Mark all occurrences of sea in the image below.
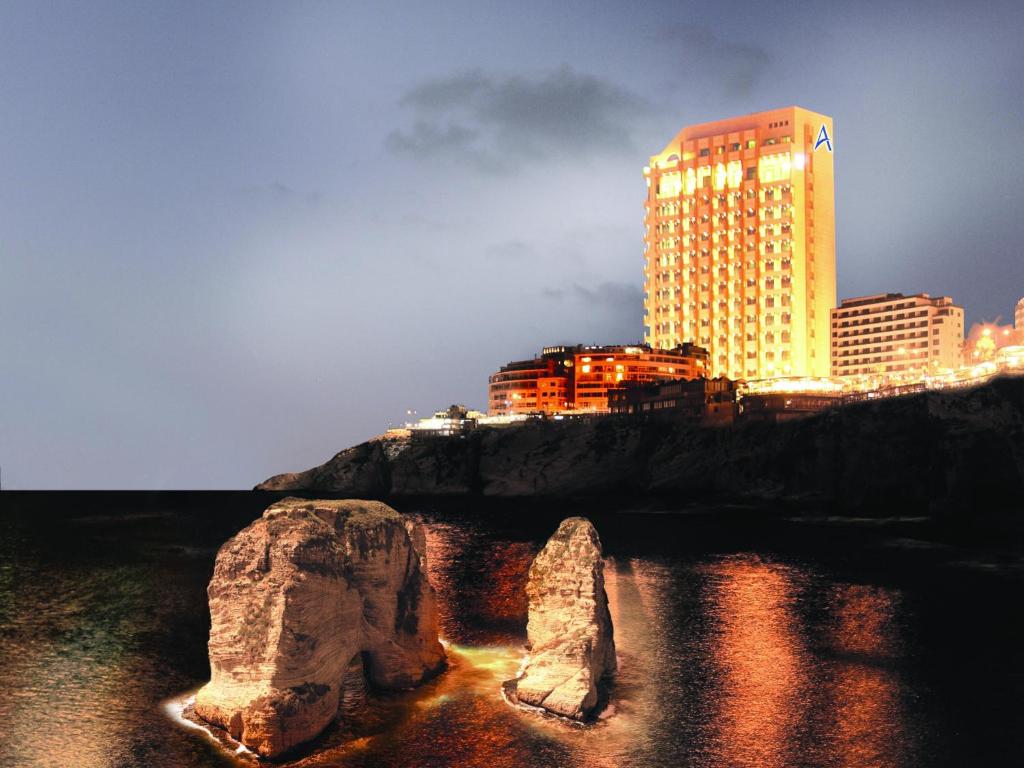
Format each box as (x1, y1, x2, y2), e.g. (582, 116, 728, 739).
(1, 491, 1023, 767)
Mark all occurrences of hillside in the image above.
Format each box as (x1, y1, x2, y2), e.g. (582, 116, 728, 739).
(258, 377, 1024, 517)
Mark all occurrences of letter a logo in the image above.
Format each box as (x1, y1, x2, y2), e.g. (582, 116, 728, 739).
(814, 124, 833, 153)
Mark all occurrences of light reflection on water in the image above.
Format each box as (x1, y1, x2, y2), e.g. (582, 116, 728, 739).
(705, 557, 811, 767)
(826, 585, 908, 768)
(0, 500, 1020, 767)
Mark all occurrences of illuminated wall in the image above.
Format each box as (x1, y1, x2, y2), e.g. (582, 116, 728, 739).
(488, 344, 708, 415)
(487, 358, 570, 415)
(571, 345, 708, 411)
(830, 293, 964, 377)
(1016, 297, 1024, 330)
(643, 107, 836, 379)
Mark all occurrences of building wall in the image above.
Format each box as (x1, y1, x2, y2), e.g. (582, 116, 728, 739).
(1017, 297, 1024, 330)
(830, 293, 964, 378)
(643, 106, 836, 379)
(572, 346, 707, 412)
(488, 344, 708, 415)
(608, 376, 737, 425)
(487, 357, 570, 415)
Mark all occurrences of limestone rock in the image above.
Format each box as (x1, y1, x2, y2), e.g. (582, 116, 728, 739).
(255, 378, 1024, 518)
(507, 516, 616, 719)
(193, 498, 445, 758)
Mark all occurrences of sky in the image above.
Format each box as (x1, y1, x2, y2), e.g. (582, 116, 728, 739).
(2, 1, 1023, 489)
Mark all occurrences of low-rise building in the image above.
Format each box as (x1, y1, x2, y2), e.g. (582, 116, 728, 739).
(738, 391, 846, 423)
(488, 343, 709, 416)
(486, 350, 572, 415)
(830, 292, 964, 380)
(409, 405, 484, 439)
(608, 376, 737, 425)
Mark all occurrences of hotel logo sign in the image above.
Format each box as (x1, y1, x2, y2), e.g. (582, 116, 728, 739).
(814, 124, 833, 153)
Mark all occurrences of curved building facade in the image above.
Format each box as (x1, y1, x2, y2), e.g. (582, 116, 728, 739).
(488, 343, 708, 416)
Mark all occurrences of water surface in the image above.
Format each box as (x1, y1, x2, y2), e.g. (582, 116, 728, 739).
(1, 493, 1022, 767)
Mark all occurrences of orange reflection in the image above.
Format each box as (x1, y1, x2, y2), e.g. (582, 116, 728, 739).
(421, 522, 535, 643)
(707, 556, 809, 768)
(472, 541, 534, 626)
(827, 585, 907, 768)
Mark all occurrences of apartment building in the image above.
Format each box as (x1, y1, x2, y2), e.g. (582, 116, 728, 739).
(830, 293, 964, 378)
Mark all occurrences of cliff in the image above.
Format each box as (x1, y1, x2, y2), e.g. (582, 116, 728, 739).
(194, 498, 445, 758)
(258, 377, 1024, 517)
(506, 517, 616, 719)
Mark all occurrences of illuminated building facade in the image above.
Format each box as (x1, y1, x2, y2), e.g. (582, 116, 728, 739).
(408, 404, 485, 439)
(488, 343, 708, 416)
(643, 106, 836, 380)
(830, 293, 964, 378)
(1017, 297, 1024, 330)
(486, 351, 572, 415)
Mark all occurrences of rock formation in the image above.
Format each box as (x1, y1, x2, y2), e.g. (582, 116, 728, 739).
(255, 377, 1024, 519)
(506, 516, 616, 719)
(193, 498, 445, 758)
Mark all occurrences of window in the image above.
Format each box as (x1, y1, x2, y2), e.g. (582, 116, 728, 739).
(699, 148, 710, 157)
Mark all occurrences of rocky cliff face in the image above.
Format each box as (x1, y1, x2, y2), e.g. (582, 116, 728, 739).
(193, 498, 445, 758)
(258, 377, 1024, 517)
(506, 517, 616, 719)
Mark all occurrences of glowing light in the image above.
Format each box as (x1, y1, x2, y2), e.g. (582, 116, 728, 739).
(714, 162, 727, 190)
(727, 160, 743, 188)
(658, 171, 682, 198)
(758, 153, 792, 184)
(742, 377, 847, 396)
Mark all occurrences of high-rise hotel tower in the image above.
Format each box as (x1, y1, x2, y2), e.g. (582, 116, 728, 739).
(643, 106, 836, 379)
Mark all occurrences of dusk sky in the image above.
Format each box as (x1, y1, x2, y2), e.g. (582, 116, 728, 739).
(2, 1, 1022, 489)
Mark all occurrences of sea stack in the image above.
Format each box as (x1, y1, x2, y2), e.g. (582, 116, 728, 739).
(506, 516, 616, 719)
(193, 498, 445, 758)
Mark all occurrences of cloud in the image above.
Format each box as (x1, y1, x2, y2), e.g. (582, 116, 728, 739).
(386, 66, 650, 172)
(384, 121, 480, 157)
(542, 281, 642, 310)
(656, 24, 772, 98)
(486, 239, 535, 261)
